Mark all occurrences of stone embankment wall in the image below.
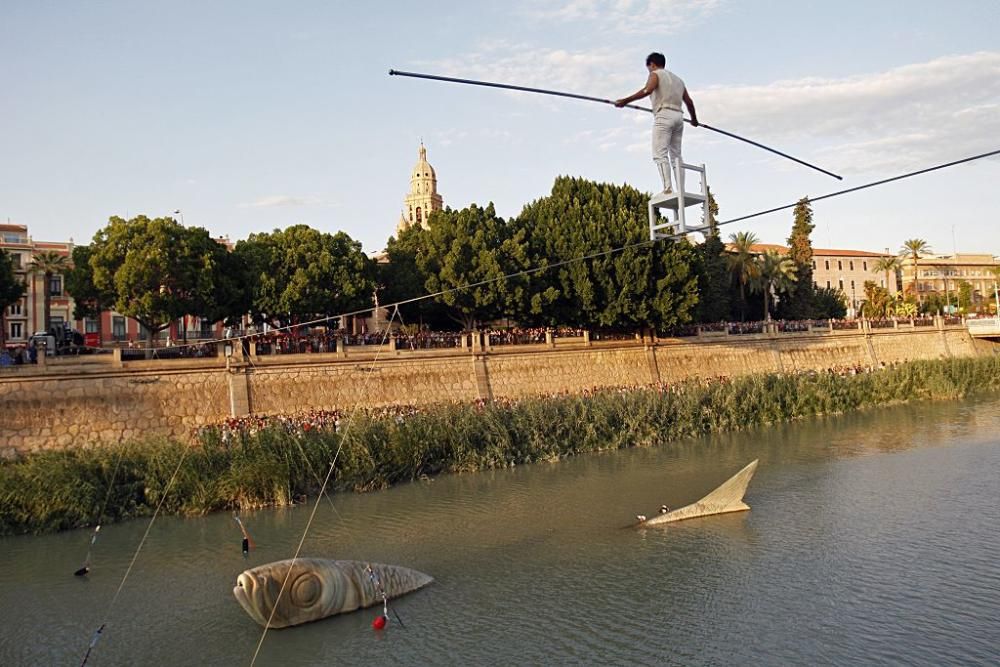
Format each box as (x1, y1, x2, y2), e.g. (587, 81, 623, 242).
(0, 327, 995, 458)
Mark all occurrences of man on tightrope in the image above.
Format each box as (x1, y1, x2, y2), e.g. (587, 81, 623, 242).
(616, 52, 698, 196)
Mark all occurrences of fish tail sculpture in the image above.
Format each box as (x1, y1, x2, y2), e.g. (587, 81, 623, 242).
(637, 459, 759, 527)
(233, 558, 433, 628)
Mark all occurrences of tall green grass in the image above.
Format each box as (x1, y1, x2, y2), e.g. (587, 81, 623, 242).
(3, 355, 1000, 535)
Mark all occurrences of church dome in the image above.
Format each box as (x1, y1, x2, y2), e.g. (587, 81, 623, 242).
(410, 143, 437, 182)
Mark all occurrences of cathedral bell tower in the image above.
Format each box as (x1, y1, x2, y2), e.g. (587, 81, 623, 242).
(398, 142, 444, 233)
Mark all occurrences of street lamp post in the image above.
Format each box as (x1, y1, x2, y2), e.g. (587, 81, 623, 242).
(994, 279, 1000, 324)
(173, 209, 189, 343)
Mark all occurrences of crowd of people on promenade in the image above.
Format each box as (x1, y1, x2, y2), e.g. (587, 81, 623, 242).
(482, 326, 590, 345)
(218, 326, 599, 356)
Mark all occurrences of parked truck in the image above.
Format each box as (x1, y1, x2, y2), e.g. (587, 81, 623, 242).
(28, 324, 86, 355)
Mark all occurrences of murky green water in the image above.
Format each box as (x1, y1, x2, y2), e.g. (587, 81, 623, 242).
(3, 394, 1000, 666)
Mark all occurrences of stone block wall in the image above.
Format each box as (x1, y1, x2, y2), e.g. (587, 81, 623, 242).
(1, 328, 994, 458)
(247, 356, 480, 414)
(485, 347, 652, 398)
(0, 369, 229, 456)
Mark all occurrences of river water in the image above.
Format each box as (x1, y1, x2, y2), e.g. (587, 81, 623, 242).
(3, 395, 1000, 666)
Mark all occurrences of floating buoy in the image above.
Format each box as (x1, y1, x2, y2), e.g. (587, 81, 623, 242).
(372, 615, 387, 630)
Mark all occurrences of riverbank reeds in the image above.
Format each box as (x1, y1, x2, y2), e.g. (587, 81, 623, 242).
(3, 355, 1000, 535)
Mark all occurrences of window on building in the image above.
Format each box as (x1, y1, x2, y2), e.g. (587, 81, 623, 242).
(863, 261, 868, 271)
(838, 260, 843, 271)
(85, 318, 99, 334)
(50, 316, 64, 328)
(826, 281, 831, 289)
(811, 260, 816, 270)
(112, 316, 126, 341)
(825, 260, 830, 271)
(849, 261, 854, 271)
(416, 207, 422, 224)
(48, 276, 62, 296)
(850, 280, 855, 290)
(9, 253, 22, 269)
(838, 279, 844, 290)
(7, 301, 22, 316)
(9, 322, 23, 339)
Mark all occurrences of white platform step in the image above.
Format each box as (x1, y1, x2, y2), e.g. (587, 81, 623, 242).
(649, 162, 709, 241)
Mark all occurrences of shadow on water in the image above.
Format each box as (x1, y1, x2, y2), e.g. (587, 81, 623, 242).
(2, 392, 1000, 665)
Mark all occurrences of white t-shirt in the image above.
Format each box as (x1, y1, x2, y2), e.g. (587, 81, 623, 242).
(651, 69, 684, 113)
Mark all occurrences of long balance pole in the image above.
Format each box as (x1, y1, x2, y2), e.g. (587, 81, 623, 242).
(389, 69, 843, 181)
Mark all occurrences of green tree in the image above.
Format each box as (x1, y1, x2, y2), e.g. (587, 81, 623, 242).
(812, 286, 847, 319)
(516, 176, 698, 331)
(379, 224, 451, 329)
(89, 215, 241, 352)
(900, 239, 931, 305)
(235, 224, 375, 329)
(693, 232, 731, 323)
(751, 250, 797, 320)
(702, 186, 720, 236)
(957, 280, 973, 312)
(0, 249, 27, 348)
(727, 231, 760, 321)
(872, 255, 902, 296)
(417, 203, 529, 330)
(859, 280, 892, 318)
(780, 197, 815, 319)
(27, 250, 69, 332)
(65, 245, 115, 342)
(691, 189, 730, 323)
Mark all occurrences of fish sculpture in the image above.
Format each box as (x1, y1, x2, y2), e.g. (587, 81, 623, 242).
(233, 558, 433, 628)
(636, 459, 759, 527)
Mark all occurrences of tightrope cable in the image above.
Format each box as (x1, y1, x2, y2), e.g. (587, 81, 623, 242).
(388, 68, 843, 180)
(715, 148, 1000, 229)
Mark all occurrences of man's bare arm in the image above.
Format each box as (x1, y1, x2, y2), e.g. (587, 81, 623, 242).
(682, 89, 699, 126)
(615, 72, 658, 107)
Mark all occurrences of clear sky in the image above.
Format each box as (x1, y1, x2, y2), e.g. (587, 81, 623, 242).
(2, 1, 998, 257)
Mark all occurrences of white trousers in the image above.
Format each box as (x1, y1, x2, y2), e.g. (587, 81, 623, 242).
(652, 109, 683, 190)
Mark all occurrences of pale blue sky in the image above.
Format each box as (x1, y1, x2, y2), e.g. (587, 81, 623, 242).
(2, 1, 999, 256)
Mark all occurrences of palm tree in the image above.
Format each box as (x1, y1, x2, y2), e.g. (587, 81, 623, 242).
(28, 250, 70, 332)
(872, 255, 902, 296)
(899, 239, 931, 306)
(727, 231, 760, 321)
(751, 250, 798, 320)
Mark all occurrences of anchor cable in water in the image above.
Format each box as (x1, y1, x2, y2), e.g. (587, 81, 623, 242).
(74, 442, 130, 576)
(250, 306, 403, 665)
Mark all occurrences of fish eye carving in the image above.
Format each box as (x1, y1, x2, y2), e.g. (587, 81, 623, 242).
(290, 572, 322, 608)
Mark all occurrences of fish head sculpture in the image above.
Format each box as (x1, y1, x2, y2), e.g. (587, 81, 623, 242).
(234, 558, 433, 629)
(234, 558, 343, 628)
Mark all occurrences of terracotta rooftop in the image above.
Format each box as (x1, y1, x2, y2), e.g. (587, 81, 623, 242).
(728, 243, 890, 258)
